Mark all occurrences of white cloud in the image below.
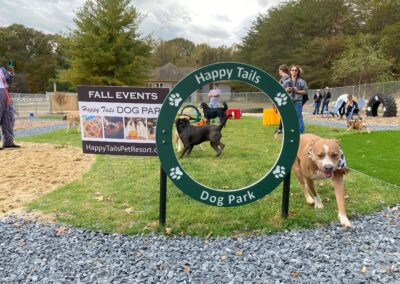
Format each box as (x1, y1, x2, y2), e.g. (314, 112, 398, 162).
(0, 0, 282, 46)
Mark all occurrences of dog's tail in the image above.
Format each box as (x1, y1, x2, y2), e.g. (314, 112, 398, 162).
(222, 102, 228, 112)
(218, 114, 232, 130)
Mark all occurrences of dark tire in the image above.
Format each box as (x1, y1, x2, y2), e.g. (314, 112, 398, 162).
(366, 93, 397, 117)
(242, 108, 264, 113)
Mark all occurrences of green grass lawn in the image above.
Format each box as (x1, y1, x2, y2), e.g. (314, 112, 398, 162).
(16, 117, 400, 236)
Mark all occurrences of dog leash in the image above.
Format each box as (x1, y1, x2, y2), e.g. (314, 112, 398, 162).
(348, 167, 400, 189)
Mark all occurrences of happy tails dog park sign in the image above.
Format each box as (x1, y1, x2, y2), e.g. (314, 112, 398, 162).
(77, 86, 168, 156)
(156, 62, 300, 207)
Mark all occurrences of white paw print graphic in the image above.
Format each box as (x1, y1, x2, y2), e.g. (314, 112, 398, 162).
(274, 92, 288, 106)
(169, 93, 182, 107)
(170, 166, 183, 180)
(273, 165, 286, 179)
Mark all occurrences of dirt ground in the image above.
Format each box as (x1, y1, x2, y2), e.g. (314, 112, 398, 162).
(0, 140, 94, 220)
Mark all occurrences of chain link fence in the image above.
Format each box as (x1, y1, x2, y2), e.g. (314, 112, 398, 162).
(10, 81, 400, 118)
(10, 93, 51, 118)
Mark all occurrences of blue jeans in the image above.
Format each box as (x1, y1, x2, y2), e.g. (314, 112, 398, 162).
(313, 101, 321, 114)
(294, 101, 305, 134)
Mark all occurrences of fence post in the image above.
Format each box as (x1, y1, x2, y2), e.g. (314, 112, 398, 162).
(35, 96, 38, 117)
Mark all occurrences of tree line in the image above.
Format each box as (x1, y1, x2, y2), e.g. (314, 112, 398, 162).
(0, 0, 399, 93)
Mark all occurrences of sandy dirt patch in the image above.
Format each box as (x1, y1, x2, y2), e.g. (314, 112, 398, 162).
(14, 119, 65, 131)
(303, 113, 400, 126)
(0, 142, 95, 220)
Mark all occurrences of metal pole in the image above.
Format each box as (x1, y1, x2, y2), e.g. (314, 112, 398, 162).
(281, 172, 291, 218)
(159, 166, 167, 226)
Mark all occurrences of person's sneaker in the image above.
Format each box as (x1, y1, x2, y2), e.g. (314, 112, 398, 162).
(4, 144, 20, 148)
(273, 129, 282, 135)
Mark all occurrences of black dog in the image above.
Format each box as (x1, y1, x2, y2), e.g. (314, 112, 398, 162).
(199, 102, 228, 125)
(175, 114, 232, 158)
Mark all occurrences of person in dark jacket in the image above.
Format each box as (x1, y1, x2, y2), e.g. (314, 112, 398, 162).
(313, 90, 322, 115)
(321, 86, 331, 117)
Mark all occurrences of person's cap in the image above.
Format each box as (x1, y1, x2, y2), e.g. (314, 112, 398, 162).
(317, 89, 320, 92)
(325, 86, 329, 89)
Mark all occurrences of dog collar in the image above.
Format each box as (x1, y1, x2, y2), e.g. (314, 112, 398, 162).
(337, 149, 346, 169)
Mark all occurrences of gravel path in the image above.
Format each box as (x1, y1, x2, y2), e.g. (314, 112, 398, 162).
(0, 205, 399, 283)
(14, 119, 67, 138)
(4, 118, 399, 283)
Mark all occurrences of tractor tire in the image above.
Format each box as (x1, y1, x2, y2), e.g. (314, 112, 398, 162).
(242, 108, 264, 113)
(366, 93, 397, 117)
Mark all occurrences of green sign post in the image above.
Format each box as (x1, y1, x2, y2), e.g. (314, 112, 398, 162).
(156, 62, 299, 220)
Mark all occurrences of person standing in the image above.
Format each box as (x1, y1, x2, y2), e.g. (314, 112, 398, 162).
(274, 64, 290, 135)
(0, 65, 19, 148)
(313, 90, 322, 115)
(207, 82, 221, 123)
(282, 64, 308, 134)
(321, 86, 331, 117)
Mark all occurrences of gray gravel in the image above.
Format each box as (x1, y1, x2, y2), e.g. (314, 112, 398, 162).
(0, 205, 398, 283)
(6, 118, 399, 283)
(14, 120, 67, 138)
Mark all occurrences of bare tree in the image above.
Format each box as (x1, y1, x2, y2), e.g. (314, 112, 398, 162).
(53, 92, 67, 112)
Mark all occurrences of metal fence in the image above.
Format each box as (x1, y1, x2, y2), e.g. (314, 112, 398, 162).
(10, 93, 51, 118)
(10, 81, 400, 117)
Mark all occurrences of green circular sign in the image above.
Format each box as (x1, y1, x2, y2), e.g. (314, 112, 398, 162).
(156, 62, 299, 207)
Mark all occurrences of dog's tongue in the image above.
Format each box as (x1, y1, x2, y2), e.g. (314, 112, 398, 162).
(323, 171, 333, 177)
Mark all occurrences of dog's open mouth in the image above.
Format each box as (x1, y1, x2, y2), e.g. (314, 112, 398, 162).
(322, 171, 333, 178)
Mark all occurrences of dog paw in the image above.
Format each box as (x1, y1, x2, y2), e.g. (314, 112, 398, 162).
(168, 93, 182, 107)
(274, 92, 288, 106)
(338, 213, 352, 228)
(169, 166, 183, 180)
(306, 196, 314, 205)
(314, 195, 324, 208)
(272, 165, 286, 178)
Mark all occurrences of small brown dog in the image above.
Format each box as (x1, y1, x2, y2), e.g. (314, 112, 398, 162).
(62, 112, 81, 133)
(347, 119, 370, 133)
(293, 134, 352, 227)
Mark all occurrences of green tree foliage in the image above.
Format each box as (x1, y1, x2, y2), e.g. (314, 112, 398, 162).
(0, 24, 61, 93)
(59, 0, 152, 86)
(380, 21, 400, 74)
(332, 34, 393, 85)
(238, 0, 400, 87)
(152, 38, 195, 66)
(350, 0, 400, 33)
(151, 39, 236, 67)
(238, 0, 358, 78)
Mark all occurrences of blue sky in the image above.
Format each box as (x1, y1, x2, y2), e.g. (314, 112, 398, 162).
(0, 0, 282, 46)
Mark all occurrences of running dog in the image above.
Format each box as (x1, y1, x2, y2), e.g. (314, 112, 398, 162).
(292, 134, 352, 227)
(199, 102, 228, 125)
(346, 119, 370, 133)
(62, 112, 81, 133)
(174, 115, 206, 152)
(175, 114, 232, 158)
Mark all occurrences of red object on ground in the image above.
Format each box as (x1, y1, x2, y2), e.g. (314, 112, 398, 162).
(226, 108, 241, 119)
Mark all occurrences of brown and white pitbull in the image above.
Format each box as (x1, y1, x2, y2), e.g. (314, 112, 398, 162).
(292, 133, 352, 227)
